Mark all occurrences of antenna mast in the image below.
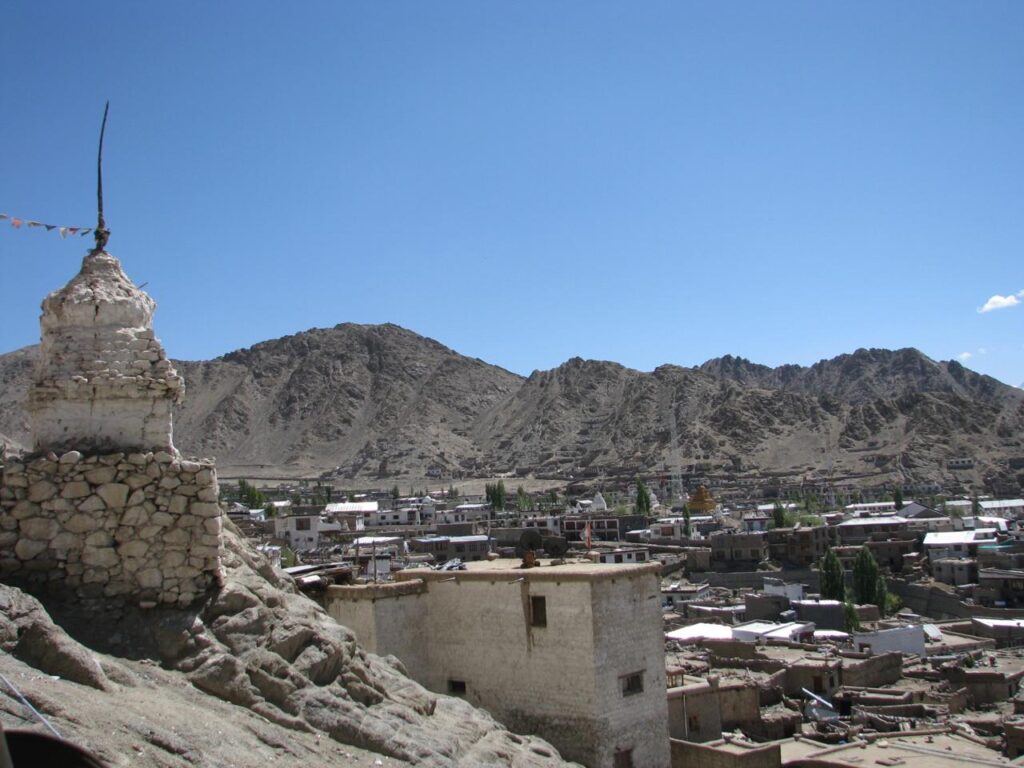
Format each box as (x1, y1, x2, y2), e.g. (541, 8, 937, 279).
(94, 101, 110, 252)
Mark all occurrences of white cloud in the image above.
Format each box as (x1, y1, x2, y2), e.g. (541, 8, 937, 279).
(957, 351, 973, 361)
(979, 293, 1022, 313)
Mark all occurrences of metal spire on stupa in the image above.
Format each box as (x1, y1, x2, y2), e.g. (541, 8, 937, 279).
(93, 101, 111, 253)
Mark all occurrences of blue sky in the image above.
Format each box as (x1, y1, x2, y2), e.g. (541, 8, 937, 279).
(2, 3, 1022, 386)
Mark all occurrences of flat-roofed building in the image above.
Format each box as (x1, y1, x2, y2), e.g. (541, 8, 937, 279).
(922, 528, 998, 562)
(325, 559, 669, 768)
(836, 516, 909, 546)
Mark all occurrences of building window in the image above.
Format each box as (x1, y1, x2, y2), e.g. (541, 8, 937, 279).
(447, 679, 466, 695)
(531, 596, 547, 628)
(613, 748, 634, 768)
(294, 518, 311, 531)
(621, 671, 644, 697)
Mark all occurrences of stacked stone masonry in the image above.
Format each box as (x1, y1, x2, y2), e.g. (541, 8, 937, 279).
(0, 449, 222, 607)
(28, 251, 184, 453)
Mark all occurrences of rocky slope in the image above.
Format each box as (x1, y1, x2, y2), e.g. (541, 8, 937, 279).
(1, 326, 1022, 489)
(0, 523, 576, 767)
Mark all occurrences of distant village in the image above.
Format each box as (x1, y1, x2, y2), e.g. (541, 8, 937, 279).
(230, 476, 1024, 767)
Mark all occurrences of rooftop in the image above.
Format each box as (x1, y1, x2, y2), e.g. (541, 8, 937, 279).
(778, 731, 1015, 767)
(923, 529, 998, 546)
(838, 515, 909, 526)
(396, 557, 660, 584)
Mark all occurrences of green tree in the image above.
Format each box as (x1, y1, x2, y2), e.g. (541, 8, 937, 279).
(875, 574, 889, 618)
(237, 479, 266, 509)
(771, 502, 789, 529)
(391, 485, 400, 500)
(448, 483, 458, 499)
(635, 479, 651, 516)
(683, 507, 691, 538)
(485, 481, 507, 511)
(893, 488, 904, 510)
(852, 547, 881, 605)
(820, 549, 846, 602)
(280, 546, 298, 568)
(844, 601, 861, 632)
(516, 486, 533, 512)
(885, 591, 902, 615)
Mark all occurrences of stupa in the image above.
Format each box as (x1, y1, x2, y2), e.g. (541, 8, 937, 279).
(27, 105, 183, 455)
(28, 249, 184, 453)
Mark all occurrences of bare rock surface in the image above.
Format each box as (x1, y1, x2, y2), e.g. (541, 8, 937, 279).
(0, 524, 578, 767)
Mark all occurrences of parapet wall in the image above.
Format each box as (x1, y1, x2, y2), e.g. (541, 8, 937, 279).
(0, 449, 222, 607)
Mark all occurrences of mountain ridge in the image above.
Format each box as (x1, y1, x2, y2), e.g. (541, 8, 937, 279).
(2, 324, 1022, 492)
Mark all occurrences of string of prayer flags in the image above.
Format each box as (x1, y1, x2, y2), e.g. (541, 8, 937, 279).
(0, 213, 93, 239)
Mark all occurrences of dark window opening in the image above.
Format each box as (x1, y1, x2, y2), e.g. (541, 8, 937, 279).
(621, 672, 644, 696)
(613, 748, 634, 768)
(294, 518, 311, 531)
(531, 596, 547, 627)
(447, 679, 466, 695)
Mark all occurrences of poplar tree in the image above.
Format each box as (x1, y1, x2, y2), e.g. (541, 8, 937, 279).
(875, 574, 889, 617)
(820, 549, 846, 602)
(844, 601, 861, 632)
(853, 547, 881, 605)
(636, 479, 651, 515)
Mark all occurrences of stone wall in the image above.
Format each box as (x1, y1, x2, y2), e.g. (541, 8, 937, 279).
(322, 580, 428, 669)
(0, 449, 222, 608)
(670, 739, 781, 768)
(689, 569, 820, 591)
(840, 652, 903, 688)
(329, 563, 671, 768)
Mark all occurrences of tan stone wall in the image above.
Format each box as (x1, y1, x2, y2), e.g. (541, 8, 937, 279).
(590, 574, 671, 768)
(327, 565, 671, 768)
(840, 652, 903, 688)
(0, 449, 222, 607)
(324, 581, 429, 674)
(667, 684, 722, 742)
(670, 739, 781, 768)
(717, 683, 761, 730)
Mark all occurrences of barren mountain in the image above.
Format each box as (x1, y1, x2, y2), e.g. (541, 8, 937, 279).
(2, 326, 1022, 491)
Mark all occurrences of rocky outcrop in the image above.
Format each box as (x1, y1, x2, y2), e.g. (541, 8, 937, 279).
(0, 525, 577, 767)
